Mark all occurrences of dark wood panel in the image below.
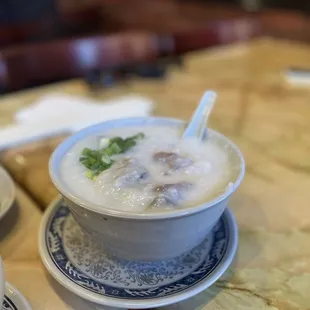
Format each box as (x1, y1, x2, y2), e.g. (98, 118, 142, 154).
(1, 0, 310, 47)
(0, 33, 161, 91)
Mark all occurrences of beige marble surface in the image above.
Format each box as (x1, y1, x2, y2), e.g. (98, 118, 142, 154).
(1, 38, 310, 309)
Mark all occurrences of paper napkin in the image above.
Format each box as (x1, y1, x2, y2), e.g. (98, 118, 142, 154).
(0, 93, 154, 150)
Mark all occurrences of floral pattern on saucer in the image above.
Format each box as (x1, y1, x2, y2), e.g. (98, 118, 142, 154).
(46, 200, 229, 299)
(2, 295, 17, 310)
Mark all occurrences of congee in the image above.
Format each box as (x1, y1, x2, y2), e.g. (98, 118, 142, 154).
(61, 125, 235, 213)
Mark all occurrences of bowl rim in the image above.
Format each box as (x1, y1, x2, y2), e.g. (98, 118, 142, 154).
(49, 117, 245, 220)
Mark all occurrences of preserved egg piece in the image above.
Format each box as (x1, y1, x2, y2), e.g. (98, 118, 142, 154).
(115, 163, 149, 187)
(152, 151, 193, 170)
(172, 157, 193, 170)
(153, 182, 193, 204)
(153, 152, 178, 164)
(149, 196, 176, 209)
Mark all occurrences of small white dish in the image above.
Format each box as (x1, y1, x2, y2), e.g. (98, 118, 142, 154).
(2, 282, 31, 310)
(0, 258, 4, 307)
(39, 198, 238, 309)
(0, 166, 15, 221)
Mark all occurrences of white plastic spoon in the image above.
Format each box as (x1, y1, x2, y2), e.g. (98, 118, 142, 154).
(182, 91, 217, 140)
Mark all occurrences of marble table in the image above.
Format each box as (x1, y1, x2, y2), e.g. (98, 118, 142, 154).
(0, 38, 310, 309)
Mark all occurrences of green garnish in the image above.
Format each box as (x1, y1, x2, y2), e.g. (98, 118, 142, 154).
(85, 170, 95, 180)
(101, 154, 112, 164)
(80, 132, 145, 179)
(105, 142, 122, 155)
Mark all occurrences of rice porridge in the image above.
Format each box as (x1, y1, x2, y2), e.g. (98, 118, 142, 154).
(60, 125, 235, 213)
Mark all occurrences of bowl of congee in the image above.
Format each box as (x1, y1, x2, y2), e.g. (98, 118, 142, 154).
(49, 117, 245, 261)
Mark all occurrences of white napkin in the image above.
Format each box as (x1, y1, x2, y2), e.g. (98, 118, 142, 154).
(284, 68, 310, 87)
(0, 93, 154, 150)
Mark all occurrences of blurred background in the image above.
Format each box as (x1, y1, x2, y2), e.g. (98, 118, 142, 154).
(2, 2, 310, 309)
(0, 0, 310, 93)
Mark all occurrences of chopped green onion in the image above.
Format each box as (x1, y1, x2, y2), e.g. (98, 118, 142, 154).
(81, 148, 93, 157)
(99, 138, 110, 149)
(101, 155, 111, 164)
(105, 142, 122, 155)
(80, 132, 145, 179)
(81, 159, 92, 169)
(85, 170, 95, 180)
(132, 133, 145, 139)
(109, 137, 123, 145)
(123, 139, 136, 151)
(91, 161, 102, 170)
(88, 157, 96, 165)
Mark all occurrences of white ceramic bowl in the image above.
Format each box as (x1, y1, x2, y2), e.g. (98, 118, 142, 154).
(49, 117, 245, 261)
(0, 257, 5, 307)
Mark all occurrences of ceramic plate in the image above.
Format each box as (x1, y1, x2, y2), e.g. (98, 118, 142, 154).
(0, 258, 4, 307)
(0, 166, 15, 221)
(2, 282, 31, 310)
(39, 198, 238, 309)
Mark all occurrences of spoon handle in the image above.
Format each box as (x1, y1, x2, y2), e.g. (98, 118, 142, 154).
(182, 91, 217, 140)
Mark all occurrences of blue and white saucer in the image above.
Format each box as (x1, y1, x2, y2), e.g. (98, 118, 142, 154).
(2, 282, 31, 310)
(39, 198, 238, 309)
